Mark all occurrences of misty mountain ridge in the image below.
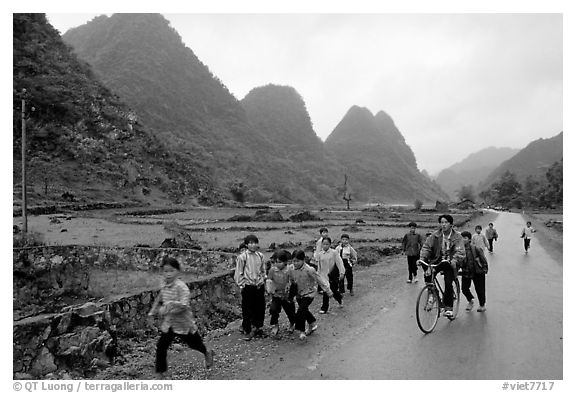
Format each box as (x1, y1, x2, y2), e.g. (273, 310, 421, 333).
(479, 132, 563, 190)
(12, 14, 218, 207)
(436, 146, 520, 199)
(15, 13, 450, 207)
(325, 106, 448, 202)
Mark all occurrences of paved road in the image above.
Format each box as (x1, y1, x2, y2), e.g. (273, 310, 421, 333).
(302, 211, 563, 379)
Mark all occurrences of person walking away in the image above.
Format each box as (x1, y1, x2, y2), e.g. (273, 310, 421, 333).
(316, 237, 345, 313)
(472, 225, 490, 251)
(460, 231, 489, 312)
(148, 257, 214, 378)
(485, 223, 498, 253)
(266, 250, 296, 337)
(521, 221, 537, 254)
(418, 214, 465, 318)
(288, 250, 336, 340)
(402, 222, 424, 283)
(336, 233, 358, 295)
(234, 234, 266, 340)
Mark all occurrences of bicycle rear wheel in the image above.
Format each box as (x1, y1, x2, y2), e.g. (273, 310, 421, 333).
(416, 285, 440, 333)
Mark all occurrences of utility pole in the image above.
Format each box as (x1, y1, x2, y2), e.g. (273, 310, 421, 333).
(21, 89, 27, 234)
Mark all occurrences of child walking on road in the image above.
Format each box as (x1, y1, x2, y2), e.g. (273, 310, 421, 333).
(288, 250, 335, 340)
(317, 237, 345, 313)
(266, 250, 296, 336)
(234, 234, 266, 340)
(402, 222, 423, 283)
(314, 227, 329, 261)
(460, 231, 489, 312)
(336, 234, 358, 295)
(472, 225, 490, 251)
(521, 221, 537, 254)
(485, 223, 498, 253)
(148, 257, 215, 378)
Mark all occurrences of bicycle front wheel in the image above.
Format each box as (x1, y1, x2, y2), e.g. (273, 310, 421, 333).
(451, 277, 461, 319)
(416, 285, 440, 333)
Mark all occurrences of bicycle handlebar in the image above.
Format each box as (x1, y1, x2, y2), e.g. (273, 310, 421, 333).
(417, 259, 450, 268)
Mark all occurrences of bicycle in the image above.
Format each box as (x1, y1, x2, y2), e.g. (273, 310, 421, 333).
(415, 259, 461, 333)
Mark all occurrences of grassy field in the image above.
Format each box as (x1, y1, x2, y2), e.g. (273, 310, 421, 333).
(13, 205, 497, 314)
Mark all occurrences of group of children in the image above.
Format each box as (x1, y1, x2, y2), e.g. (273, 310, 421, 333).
(234, 228, 358, 341)
(147, 217, 535, 377)
(146, 228, 357, 377)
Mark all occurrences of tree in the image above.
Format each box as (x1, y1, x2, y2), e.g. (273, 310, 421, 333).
(229, 181, 246, 203)
(543, 160, 562, 206)
(492, 170, 522, 206)
(414, 199, 423, 211)
(522, 175, 541, 208)
(342, 173, 352, 210)
(29, 153, 58, 196)
(457, 185, 475, 202)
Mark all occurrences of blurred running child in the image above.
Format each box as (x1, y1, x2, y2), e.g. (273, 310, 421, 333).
(317, 237, 345, 313)
(336, 234, 358, 295)
(148, 257, 215, 378)
(288, 250, 335, 340)
(234, 234, 266, 339)
(402, 222, 424, 283)
(266, 250, 296, 336)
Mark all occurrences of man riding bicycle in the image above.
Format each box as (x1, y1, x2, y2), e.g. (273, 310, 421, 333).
(418, 214, 465, 318)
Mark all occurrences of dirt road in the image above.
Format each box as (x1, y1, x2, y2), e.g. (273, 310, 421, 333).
(97, 211, 562, 380)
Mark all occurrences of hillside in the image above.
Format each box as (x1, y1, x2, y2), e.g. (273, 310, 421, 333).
(13, 13, 218, 208)
(62, 14, 341, 203)
(479, 132, 563, 189)
(241, 85, 344, 202)
(436, 146, 520, 199)
(325, 106, 448, 203)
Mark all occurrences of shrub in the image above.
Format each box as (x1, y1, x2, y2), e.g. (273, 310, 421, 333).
(13, 231, 45, 248)
(414, 199, 423, 211)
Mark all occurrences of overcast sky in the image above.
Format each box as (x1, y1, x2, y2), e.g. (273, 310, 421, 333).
(46, 12, 562, 174)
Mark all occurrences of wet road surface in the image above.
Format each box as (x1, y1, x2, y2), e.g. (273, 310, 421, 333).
(301, 211, 563, 379)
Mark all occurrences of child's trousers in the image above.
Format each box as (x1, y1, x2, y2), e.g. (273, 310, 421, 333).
(338, 259, 354, 292)
(294, 296, 316, 332)
(462, 274, 486, 306)
(156, 328, 206, 373)
(241, 284, 265, 333)
(269, 296, 296, 326)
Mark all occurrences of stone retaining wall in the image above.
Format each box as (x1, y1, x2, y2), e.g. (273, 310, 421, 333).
(13, 246, 235, 314)
(13, 270, 240, 379)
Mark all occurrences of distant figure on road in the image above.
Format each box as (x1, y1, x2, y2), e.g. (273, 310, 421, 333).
(472, 225, 490, 251)
(419, 214, 465, 318)
(521, 221, 537, 254)
(402, 222, 424, 284)
(460, 231, 489, 312)
(485, 223, 498, 253)
(336, 233, 358, 295)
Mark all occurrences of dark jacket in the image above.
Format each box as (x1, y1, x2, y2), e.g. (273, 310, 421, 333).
(420, 228, 465, 268)
(462, 242, 489, 278)
(402, 232, 424, 256)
